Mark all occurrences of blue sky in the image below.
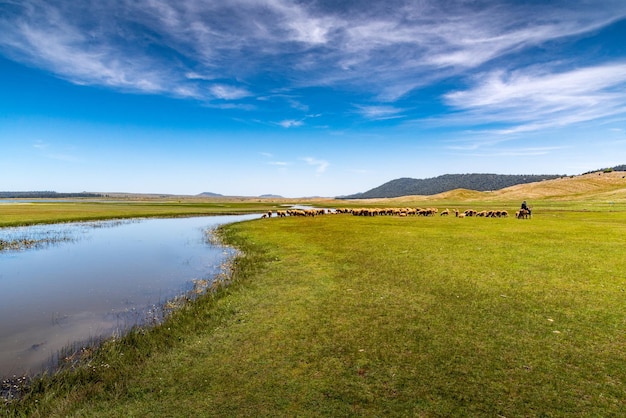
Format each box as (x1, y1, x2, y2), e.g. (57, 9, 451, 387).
(1, 0, 626, 197)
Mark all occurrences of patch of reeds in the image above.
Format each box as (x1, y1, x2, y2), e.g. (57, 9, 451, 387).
(0, 236, 73, 252)
(0, 219, 140, 253)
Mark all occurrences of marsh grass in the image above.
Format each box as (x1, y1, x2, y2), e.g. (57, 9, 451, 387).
(5, 208, 626, 417)
(0, 229, 76, 252)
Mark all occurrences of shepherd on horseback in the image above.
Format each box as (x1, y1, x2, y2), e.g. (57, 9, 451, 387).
(520, 200, 531, 218)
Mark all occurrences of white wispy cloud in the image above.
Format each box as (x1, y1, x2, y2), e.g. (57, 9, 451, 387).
(209, 84, 252, 100)
(302, 157, 329, 174)
(260, 151, 291, 167)
(32, 140, 81, 162)
(311, 1, 626, 100)
(442, 62, 626, 133)
(356, 105, 405, 120)
(451, 146, 567, 158)
(267, 0, 338, 45)
(275, 112, 322, 128)
(32, 140, 48, 150)
(185, 72, 215, 81)
(278, 119, 304, 128)
(0, 1, 176, 95)
(1, 0, 626, 117)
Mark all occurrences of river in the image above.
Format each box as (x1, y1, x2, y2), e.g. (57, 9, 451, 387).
(0, 214, 257, 379)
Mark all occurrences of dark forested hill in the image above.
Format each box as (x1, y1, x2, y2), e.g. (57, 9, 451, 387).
(339, 173, 565, 199)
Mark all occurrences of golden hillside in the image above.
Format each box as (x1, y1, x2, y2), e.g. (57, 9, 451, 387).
(492, 171, 626, 201)
(346, 171, 626, 204)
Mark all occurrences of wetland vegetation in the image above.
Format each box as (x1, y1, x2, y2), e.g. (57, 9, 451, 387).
(2, 174, 626, 416)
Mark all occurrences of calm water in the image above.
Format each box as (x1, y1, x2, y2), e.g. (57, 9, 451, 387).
(0, 215, 257, 378)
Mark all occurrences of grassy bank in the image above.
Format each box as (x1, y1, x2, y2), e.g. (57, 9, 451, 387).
(5, 207, 626, 416)
(0, 200, 281, 227)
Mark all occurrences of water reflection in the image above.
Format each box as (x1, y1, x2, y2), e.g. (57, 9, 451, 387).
(0, 215, 257, 378)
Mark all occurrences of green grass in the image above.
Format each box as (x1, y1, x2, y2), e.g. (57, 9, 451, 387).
(4, 207, 626, 416)
(0, 200, 279, 227)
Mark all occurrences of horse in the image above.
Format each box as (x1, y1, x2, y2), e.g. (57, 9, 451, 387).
(516, 208, 531, 219)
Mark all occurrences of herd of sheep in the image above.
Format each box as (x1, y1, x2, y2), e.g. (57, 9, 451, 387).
(262, 207, 531, 219)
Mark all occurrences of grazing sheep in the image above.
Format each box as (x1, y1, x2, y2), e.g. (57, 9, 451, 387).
(273, 206, 521, 222)
(417, 208, 437, 216)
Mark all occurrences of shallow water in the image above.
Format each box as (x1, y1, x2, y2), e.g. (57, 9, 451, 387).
(0, 215, 257, 378)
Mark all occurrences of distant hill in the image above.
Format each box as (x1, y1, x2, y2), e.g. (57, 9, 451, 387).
(340, 173, 565, 199)
(197, 192, 224, 197)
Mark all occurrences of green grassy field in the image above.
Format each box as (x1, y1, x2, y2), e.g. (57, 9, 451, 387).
(0, 200, 284, 227)
(4, 201, 625, 417)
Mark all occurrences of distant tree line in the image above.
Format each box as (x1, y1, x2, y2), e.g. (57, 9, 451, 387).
(0, 191, 104, 198)
(582, 164, 626, 174)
